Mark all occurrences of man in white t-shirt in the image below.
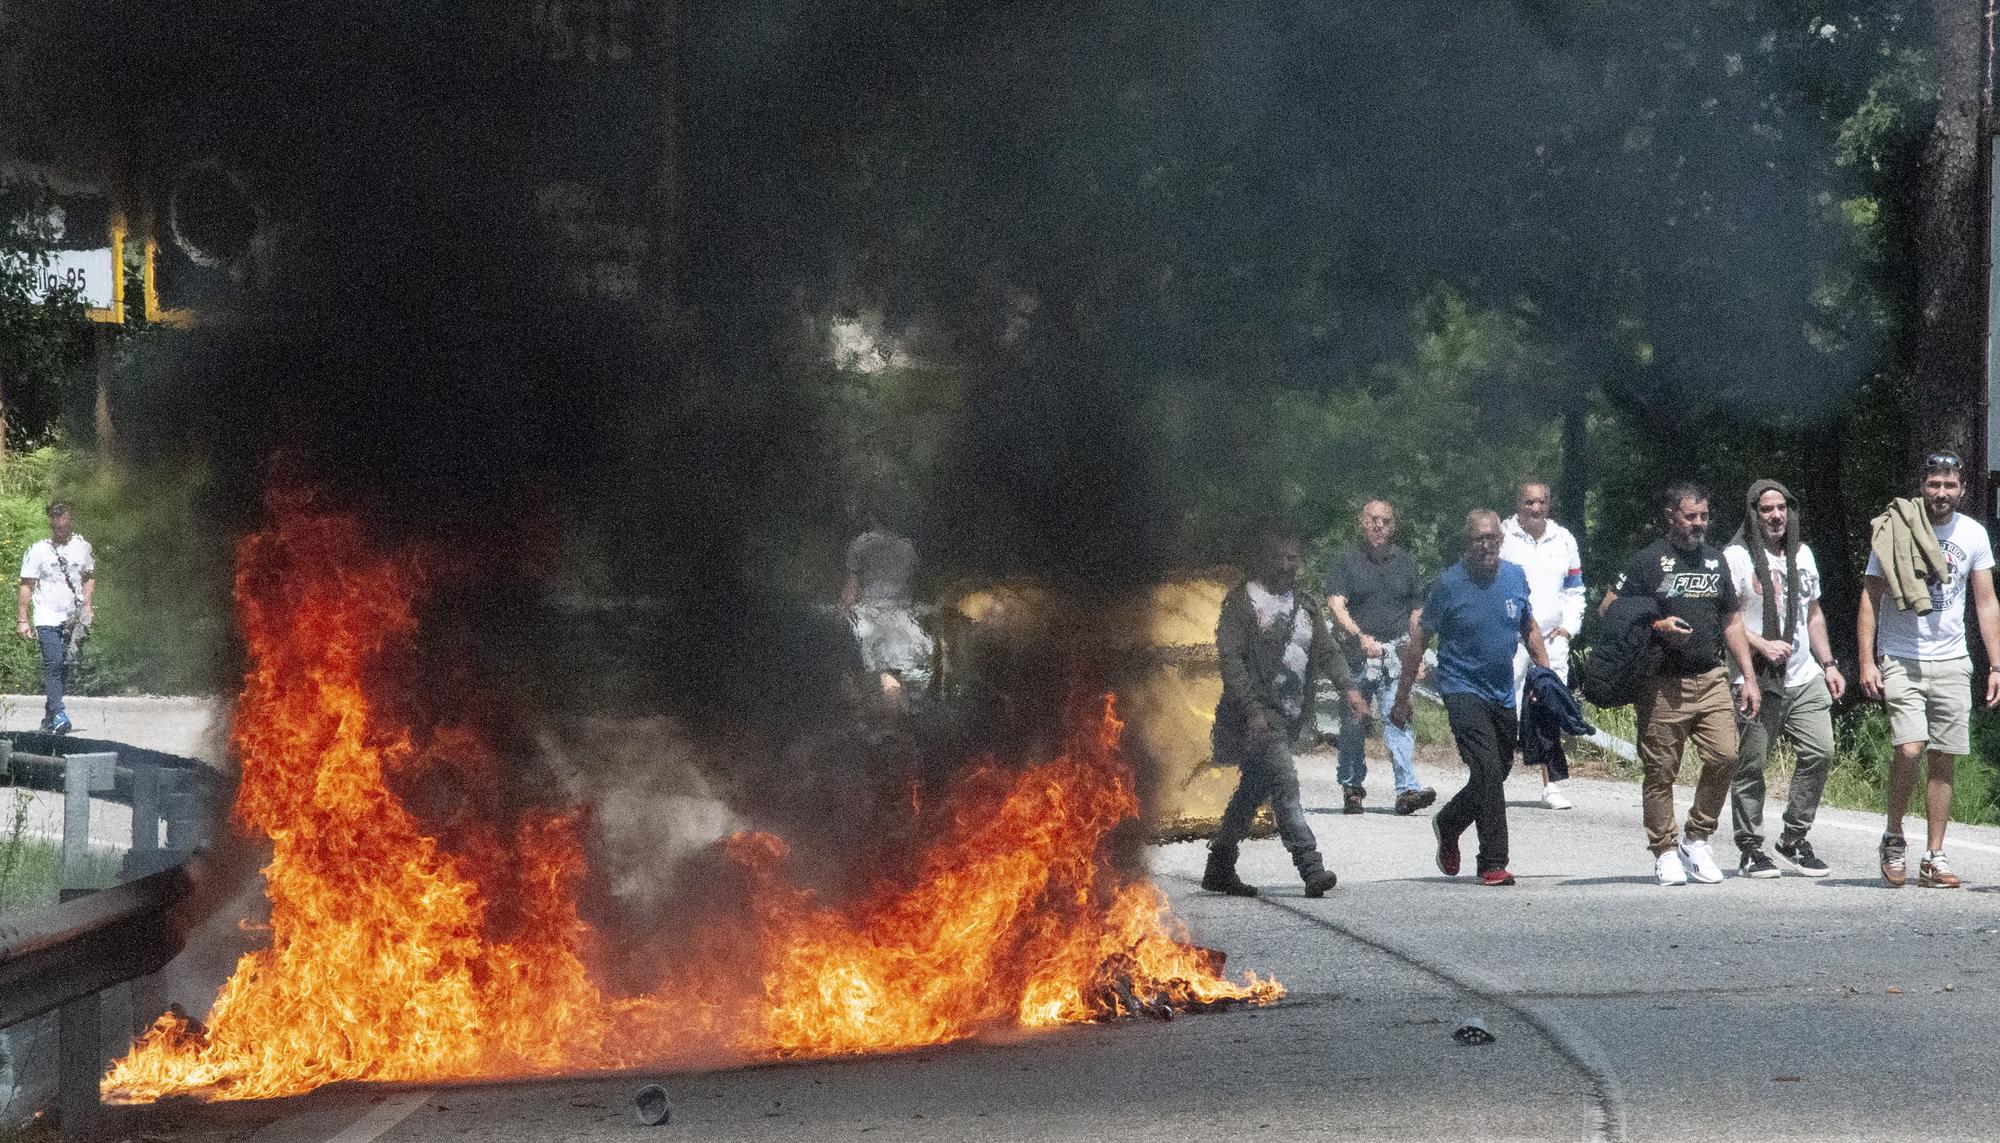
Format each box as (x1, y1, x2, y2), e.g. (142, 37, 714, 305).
(14, 500, 95, 734)
(1857, 453, 2000, 888)
(1724, 480, 1844, 878)
(1500, 481, 1586, 810)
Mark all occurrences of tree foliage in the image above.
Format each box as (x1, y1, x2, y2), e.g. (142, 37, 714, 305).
(715, 0, 1944, 611)
(0, 187, 95, 452)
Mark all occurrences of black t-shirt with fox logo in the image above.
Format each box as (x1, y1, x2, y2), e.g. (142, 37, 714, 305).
(1613, 539, 1740, 677)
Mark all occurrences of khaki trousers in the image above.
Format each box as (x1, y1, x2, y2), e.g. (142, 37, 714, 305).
(1729, 673, 1836, 851)
(1635, 667, 1738, 854)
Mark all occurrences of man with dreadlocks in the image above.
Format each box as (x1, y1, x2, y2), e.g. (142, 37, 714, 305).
(1724, 481, 1844, 878)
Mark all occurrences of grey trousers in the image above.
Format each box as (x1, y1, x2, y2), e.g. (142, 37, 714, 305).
(1730, 673, 1836, 851)
(1214, 732, 1325, 873)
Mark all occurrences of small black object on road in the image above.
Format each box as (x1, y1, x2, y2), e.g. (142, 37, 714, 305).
(634, 1083, 672, 1126)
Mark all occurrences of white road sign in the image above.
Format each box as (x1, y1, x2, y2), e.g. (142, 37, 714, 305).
(22, 246, 118, 309)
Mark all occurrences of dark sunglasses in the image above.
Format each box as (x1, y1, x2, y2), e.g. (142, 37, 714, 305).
(1926, 452, 1963, 470)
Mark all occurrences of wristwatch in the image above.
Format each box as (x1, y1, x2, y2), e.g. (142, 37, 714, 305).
(1820, 659, 1838, 670)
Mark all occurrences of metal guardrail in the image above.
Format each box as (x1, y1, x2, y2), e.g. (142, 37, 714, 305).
(0, 738, 222, 1138)
(1, 738, 217, 881)
(0, 854, 214, 1139)
(0, 859, 201, 1030)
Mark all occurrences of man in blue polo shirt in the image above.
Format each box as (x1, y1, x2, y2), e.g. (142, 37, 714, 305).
(1390, 510, 1549, 885)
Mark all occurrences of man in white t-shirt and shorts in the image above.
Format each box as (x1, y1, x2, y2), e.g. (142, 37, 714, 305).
(1857, 452, 2000, 888)
(15, 500, 95, 735)
(1724, 480, 1844, 878)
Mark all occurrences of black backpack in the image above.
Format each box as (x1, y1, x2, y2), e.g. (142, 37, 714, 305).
(1577, 595, 1662, 709)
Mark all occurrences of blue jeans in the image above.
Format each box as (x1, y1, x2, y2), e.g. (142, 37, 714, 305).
(1336, 668, 1419, 795)
(36, 625, 66, 722)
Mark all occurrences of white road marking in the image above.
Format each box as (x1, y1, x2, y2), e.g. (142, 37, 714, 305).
(323, 1090, 433, 1143)
(1812, 817, 2000, 855)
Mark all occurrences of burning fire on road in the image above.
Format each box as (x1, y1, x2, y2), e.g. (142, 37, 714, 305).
(103, 488, 1281, 1103)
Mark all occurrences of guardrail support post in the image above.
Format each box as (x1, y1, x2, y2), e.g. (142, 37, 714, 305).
(61, 756, 90, 892)
(129, 760, 160, 861)
(127, 759, 167, 1035)
(163, 768, 210, 852)
(54, 889, 101, 1141)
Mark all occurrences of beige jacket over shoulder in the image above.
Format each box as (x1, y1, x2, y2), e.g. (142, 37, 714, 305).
(1868, 498, 1947, 615)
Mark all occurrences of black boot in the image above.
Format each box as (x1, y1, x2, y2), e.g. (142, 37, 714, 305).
(1292, 848, 1338, 897)
(1202, 844, 1258, 896)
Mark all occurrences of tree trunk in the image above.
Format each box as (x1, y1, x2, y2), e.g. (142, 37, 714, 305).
(1908, 0, 1986, 513)
(1800, 421, 1857, 662)
(1557, 393, 1590, 565)
(92, 323, 116, 466)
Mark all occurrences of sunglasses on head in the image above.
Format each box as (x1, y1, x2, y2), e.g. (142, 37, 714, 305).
(1926, 452, 1963, 471)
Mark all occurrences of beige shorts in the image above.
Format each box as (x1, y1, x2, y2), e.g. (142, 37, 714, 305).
(1880, 655, 1974, 755)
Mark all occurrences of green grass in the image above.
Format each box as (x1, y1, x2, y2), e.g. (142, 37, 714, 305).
(1409, 697, 1452, 747)
(0, 787, 123, 916)
(0, 445, 227, 696)
(1570, 697, 2000, 828)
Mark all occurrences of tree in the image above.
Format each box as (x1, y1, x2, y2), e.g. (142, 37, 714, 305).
(0, 190, 95, 460)
(1904, 0, 1986, 506)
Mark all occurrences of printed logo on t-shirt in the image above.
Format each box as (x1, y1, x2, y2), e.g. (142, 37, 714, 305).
(1931, 538, 1968, 612)
(1753, 564, 1819, 608)
(1665, 572, 1724, 598)
(1505, 598, 1519, 621)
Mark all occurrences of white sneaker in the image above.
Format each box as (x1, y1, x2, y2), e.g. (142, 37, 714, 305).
(1655, 851, 1688, 886)
(1678, 838, 1724, 884)
(1541, 783, 1573, 810)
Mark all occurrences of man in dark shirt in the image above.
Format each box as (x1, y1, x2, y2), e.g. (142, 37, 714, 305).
(1600, 482, 1761, 886)
(1205, 521, 1369, 898)
(1390, 510, 1549, 886)
(1325, 499, 1436, 816)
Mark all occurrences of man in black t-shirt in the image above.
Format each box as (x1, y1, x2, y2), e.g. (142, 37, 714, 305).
(1325, 499, 1436, 816)
(1600, 482, 1761, 887)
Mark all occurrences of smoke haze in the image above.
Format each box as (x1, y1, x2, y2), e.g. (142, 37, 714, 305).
(5, 0, 1891, 972)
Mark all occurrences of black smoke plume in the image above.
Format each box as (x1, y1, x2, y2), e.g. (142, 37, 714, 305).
(5, 0, 1888, 956)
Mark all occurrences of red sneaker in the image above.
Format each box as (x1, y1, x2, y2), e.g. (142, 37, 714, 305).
(1433, 816, 1460, 877)
(1479, 868, 1517, 886)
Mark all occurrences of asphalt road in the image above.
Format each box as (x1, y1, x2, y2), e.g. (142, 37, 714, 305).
(96, 747, 2000, 1143)
(0, 693, 227, 762)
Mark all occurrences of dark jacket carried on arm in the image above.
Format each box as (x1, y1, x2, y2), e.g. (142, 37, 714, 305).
(1212, 584, 1354, 761)
(1519, 665, 1594, 782)
(1576, 594, 1663, 709)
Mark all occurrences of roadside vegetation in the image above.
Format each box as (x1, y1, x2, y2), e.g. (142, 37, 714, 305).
(0, 447, 220, 696)
(1571, 699, 2000, 826)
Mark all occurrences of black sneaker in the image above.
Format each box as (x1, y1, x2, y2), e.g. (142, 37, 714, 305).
(1394, 788, 1438, 816)
(1738, 848, 1780, 879)
(1342, 786, 1365, 815)
(1775, 836, 1831, 878)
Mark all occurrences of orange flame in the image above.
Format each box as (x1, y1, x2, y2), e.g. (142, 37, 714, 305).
(104, 490, 1280, 1102)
